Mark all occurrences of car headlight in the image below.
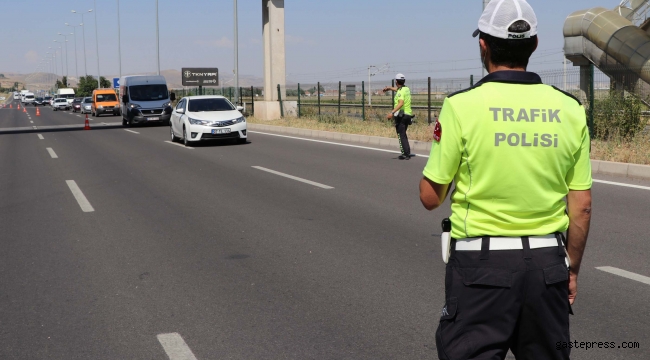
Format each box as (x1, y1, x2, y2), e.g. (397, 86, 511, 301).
(162, 101, 171, 107)
(189, 118, 210, 126)
(129, 104, 140, 109)
(235, 116, 246, 123)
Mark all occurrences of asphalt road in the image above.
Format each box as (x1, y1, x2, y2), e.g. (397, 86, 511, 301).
(1, 101, 649, 359)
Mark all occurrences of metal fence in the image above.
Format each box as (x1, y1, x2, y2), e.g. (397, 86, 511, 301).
(171, 64, 650, 127)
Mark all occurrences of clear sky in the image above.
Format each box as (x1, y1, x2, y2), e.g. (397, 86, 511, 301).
(1, 0, 619, 82)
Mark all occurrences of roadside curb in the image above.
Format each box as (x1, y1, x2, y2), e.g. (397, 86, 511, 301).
(248, 123, 650, 182)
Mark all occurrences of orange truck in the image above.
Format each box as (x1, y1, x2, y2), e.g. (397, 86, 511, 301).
(91, 89, 121, 117)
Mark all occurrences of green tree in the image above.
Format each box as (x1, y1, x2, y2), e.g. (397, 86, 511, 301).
(100, 76, 111, 88)
(76, 75, 98, 97)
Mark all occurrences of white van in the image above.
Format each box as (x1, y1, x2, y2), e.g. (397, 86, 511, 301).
(56, 88, 76, 104)
(20, 90, 30, 103)
(23, 92, 35, 105)
(119, 75, 172, 126)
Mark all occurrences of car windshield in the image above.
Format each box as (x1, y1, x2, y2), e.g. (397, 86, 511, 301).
(83, 98, 92, 103)
(129, 85, 168, 101)
(36, 98, 43, 101)
(56, 99, 66, 103)
(188, 98, 235, 112)
(96, 94, 117, 102)
(73, 99, 81, 104)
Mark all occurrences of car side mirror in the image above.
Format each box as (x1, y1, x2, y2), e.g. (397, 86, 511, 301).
(176, 108, 185, 114)
(170, 92, 176, 102)
(236, 106, 244, 111)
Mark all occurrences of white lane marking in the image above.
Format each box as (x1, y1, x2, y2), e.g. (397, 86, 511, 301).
(30, 121, 33, 123)
(37, 134, 44, 140)
(252, 166, 334, 189)
(164, 141, 194, 149)
(157, 333, 198, 360)
(124, 129, 139, 134)
(46, 148, 58, 159)
(593, 179, 650, 191)
(65, 180, 95, 212)
(249, 131, 429, 158)
(251, 133, 650, 190)
(77, 115, 81, 117)
(596, 266, 650, 286)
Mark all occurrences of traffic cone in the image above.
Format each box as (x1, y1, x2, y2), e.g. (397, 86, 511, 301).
(17, 104, 20, 110)
(36, 107, 41, 116)
(23, 107, 26, 113)
(9, 104, 12, 109)
(84, 114, 91, 130)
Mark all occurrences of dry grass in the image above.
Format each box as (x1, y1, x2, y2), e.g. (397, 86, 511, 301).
(591, 133, 650, 165)
(249, 115, 650, 165)
(248, 112, 435, 142)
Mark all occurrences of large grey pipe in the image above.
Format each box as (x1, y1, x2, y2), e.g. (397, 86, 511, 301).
(564, 7, 650, 83)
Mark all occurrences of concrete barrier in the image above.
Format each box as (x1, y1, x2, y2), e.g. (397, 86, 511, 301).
(249, 124, 650, 181)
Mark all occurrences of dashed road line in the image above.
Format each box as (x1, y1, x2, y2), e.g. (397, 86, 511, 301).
(252, 166, 334, 189)
(124, 129, 139, 134)
(164, 141, 194, 149)
(37, 134, 44, 139)
(157, 333, 198, 360)
(65, 180, 95, 212)
(46, 148, 58, 158)
(30, 121, 33, 123)
(596, 266, 650, 286)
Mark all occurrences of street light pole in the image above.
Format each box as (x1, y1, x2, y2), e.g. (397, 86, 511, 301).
(94, 0, 101, 88)
(66, 24, 79, 81)
(72, 10, 92, 76)
(156, 0, 160, 75)
(117, 0, 122, 80)
(234, 0, 239, 104)
(57, 34, 69, 78)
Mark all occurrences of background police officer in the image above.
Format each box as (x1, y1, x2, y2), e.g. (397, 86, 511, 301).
(383, 74, 413, 160)
(419, 1, 592, 359)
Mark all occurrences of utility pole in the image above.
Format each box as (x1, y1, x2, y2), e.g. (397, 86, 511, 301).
(234, 0, 239, 104)
(156, 0, 160, 75)
(117, 0, 122, 80)
(94, 0, 101, 88)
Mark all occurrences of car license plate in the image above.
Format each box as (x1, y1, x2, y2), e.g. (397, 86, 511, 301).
(212, 129, 231, 134)
(148, 117, 160, 121)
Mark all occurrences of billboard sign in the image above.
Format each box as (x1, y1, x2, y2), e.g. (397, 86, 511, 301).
(181, 68, 219, 86)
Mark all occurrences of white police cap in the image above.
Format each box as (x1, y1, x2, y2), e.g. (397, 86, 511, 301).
(472, 0, 538, 40)
(395, 73, 406, 80)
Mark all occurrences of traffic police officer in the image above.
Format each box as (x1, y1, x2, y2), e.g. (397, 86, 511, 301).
(419, 1, 592, 359)
(383, 74, 413, 160)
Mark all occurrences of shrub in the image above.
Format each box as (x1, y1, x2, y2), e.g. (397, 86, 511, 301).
(593, 91, 645, 140)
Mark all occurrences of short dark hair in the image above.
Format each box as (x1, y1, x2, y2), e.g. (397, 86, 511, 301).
(480, 20, 537, 69)
(396, 79, 405, 86)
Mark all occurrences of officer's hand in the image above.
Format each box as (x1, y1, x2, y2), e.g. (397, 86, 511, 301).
(568, 271, 578, 305)
(387, 112, 393, 120)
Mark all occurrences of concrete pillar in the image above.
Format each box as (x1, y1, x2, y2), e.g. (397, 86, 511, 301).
(255, 0, 286, 120)
(579, 65, 592, 104)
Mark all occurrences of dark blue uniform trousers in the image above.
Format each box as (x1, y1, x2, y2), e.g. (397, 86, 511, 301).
(436, 236, 571, 360)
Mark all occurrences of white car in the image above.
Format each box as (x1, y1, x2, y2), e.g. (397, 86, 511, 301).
(169, 96, 247, 146)
(52, 98, 70, 111)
